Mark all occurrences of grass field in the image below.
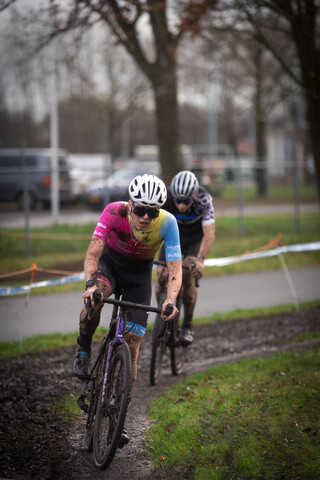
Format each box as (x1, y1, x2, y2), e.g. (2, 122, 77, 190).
(0, 212, 319, 289)
(147, 346, 320, 479)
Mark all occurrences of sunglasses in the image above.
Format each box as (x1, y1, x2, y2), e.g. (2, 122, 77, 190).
(173, 197, 193, 206)
(132, 205, 160, 219)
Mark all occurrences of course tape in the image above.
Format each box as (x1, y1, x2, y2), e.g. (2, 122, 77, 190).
(0, 241, 319, 297)
(0, 272, 85, 297)
(204, 241, 320, 267)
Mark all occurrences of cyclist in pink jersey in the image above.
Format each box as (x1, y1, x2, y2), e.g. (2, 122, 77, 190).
(73, 174, 182, 447)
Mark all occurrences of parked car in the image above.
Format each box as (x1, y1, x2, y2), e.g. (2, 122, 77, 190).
(0, 148, 74, 209)
(83, 164, 161, 210)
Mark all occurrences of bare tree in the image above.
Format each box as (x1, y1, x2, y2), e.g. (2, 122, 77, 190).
(57, 28, 151, 162)
(99, 41, 151, 162)
(195, 1, 299, 197)
(236, 0, 320, 203)
(1, 5, 151, 156)
(17, 0, 217, 183)
(0, 0, 16, 12)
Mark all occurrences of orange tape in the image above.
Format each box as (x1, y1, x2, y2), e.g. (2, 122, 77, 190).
(0, 264, 78, 280)
(244, 233, 282, 254)
(0, 266, 33, 279)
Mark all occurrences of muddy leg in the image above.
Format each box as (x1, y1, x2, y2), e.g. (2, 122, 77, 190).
(182, 256, 198, 329)
(125, 331, 142, 397)
(78, 279, 110, 348)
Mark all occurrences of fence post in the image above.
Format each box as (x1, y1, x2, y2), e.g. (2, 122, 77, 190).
(236, 154, 245, 237)
(21, 150, 32, 257)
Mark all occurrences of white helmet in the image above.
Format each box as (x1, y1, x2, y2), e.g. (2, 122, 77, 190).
(170, 170, 199, 199)
(128, 174, 167, 207)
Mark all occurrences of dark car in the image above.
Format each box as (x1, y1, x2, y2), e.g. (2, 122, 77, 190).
(0, 148, 74, 209)
(83, 164, 161, 210)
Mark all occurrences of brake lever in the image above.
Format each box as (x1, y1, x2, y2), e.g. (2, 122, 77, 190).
(80, 289, 102, 323)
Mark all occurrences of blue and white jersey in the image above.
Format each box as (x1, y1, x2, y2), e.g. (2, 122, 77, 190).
(163, 186, 214, 237)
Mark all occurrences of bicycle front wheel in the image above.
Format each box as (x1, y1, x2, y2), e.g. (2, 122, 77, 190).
(84, 351, 107, 452)
(93, 342, 131, 469)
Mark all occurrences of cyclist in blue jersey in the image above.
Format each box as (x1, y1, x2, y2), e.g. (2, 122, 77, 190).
(156, 170, 215, 344)
(73, 174, 182, 446)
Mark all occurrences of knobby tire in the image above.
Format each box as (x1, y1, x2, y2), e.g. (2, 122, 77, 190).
(170, 313, 186, 375)
(150, 316, 167, 386)
(150, 292, 167, 386)
(84, 346, 107, 452)
(93, 342, 131, 469)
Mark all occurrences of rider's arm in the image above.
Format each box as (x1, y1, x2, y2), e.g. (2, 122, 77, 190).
(193, 223, 215, 279)
(159, 211, 182, 321)
(162, 260, 182, 321)
(83, 235, 105, 303)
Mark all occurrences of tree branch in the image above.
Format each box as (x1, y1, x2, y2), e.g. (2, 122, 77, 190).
(239, 2, 304, 88)
(0, 0, 16, 12)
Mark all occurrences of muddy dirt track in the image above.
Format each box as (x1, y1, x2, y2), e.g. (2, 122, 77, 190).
(1, 307, 320, 480)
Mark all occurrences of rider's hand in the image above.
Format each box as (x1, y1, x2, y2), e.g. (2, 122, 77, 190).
(192, 259, 204, 280)
(161, 299, 178, 321)
(82, 285, 102, 307)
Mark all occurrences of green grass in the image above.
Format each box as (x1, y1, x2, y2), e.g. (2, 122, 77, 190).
(51, 393, 80, 426)
(213, 184, 318, 204)
(0, 213, 319, 289)
(0, 222, 94, 274)
(0, 326, 107, 360)
(147, 346, 320, 480)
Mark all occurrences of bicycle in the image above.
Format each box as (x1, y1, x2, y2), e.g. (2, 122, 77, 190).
(149, 261, 199, 386)
(77, 288, 173, 470)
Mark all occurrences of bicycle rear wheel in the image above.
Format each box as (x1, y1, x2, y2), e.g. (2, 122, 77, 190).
(93, 342, 131, 469)
(150, 292, 167, 386)
(170, 310, 187, 376)
(150, 317, 167, 386)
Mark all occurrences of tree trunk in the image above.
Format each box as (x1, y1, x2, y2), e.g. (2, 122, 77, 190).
(306, 96, 320, 204)
(152, 70, 185, 184)
(255, 112, 267, 196)
(254, 43, 267, 197)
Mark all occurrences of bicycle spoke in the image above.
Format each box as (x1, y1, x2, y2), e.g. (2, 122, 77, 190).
(83, 354, 107, 452)
(93, 343, 131, 469)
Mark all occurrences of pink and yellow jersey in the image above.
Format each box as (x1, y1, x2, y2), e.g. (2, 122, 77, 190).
(93, 202, 181, 261)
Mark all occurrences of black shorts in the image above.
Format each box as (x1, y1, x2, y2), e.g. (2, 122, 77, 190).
(97, 248, 153, 335)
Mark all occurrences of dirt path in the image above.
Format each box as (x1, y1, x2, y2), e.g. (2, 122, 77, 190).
(1, 307, 320, 480)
